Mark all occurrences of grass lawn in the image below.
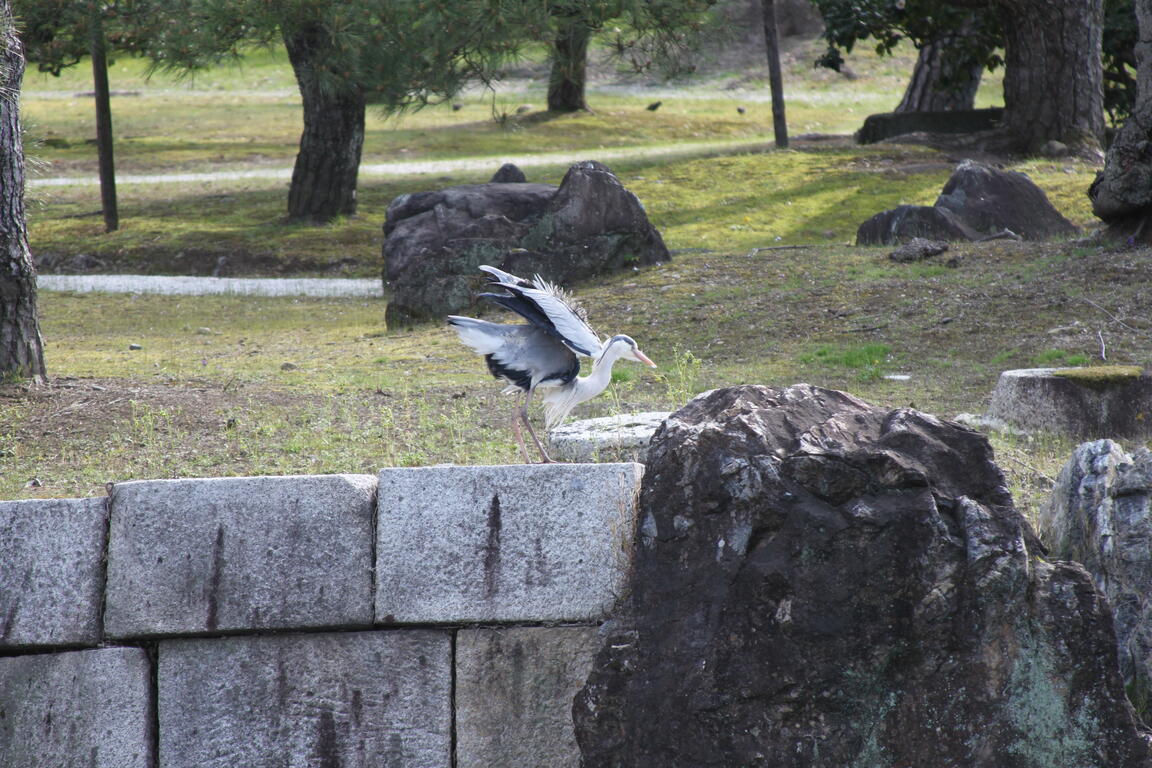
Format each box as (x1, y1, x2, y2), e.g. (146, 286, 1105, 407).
(4, 34, 1148, 519)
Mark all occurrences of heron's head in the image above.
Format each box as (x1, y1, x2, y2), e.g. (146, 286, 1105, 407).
(604, 334, 656, 368)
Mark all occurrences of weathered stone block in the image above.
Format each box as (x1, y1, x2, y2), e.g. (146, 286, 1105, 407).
(548, 412, 670, 463)
(0, 496, 107, 648)
(855, 107, 1004, 144)
(158, 630, 451, 768)
(456, 626, 600, 768)
(0, 647, 153, 768)
(988, 366, 1152, 439)
(376, 463, 643, 623)
(105, 474, 377, 638)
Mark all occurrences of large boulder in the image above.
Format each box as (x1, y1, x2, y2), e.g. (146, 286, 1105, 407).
(1040, 439, 1152, 712)
(857, 160, 1079, 245)
(574, 384, 1152, 767)
(935, 160, 1080, 241)
(382, 161, 668, 325)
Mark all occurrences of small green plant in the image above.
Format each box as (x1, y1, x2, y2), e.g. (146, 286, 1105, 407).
(656, 348, 703, 409)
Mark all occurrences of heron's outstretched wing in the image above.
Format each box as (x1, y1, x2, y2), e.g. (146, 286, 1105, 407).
(477, 264, 603, 357)
(477, 265, 532, 289)
(447, 315, 578, 390)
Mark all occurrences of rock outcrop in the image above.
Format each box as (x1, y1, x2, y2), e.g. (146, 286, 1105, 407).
(574, 384, 1152, 767)
(857, 160, 1079, 245)
(382, 161, 668, 325)
(1040, 439, 1152, 712)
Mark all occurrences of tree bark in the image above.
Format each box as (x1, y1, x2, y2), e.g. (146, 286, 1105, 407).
(761, 0, 789, 148)
(547, 20, 591, 112)
(1090, 0, 1152, 236)
(895, 34, 984, 113)
(283, 24, 366, 223)
(0, 0, 46, 382)
(996, 0, 1104, 155)
(90, 8, 119, 233)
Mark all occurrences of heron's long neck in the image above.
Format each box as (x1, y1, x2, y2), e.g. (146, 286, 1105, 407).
(574, 345, 626, 402)
(542, 343, 628, 429)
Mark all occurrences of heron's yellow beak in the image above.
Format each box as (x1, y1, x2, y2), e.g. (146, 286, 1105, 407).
(634, 349, 657, 368)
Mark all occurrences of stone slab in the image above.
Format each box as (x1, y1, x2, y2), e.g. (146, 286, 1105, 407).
(987, 367, 1152, 438)
(105, 474, 377, 638)
(548, 412, 670, 463)
(158, 630, 451, 768)
(456, 626, 600, 768)
(0, 497, 107, 647)
(0, 647, 153, 768)
(376, 463, 643, 623)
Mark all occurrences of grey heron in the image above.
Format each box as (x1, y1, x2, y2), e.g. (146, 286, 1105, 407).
(448, 265, 656, 463)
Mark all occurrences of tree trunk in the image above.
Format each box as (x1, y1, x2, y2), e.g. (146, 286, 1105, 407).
(547, 20, 591, 112)
(895, 32, 984, 113)
(283, 25, 366, 224)
(996, 0, 1104, 155)
(0, 0, 46, 382)
(761, 0, 789, 148)
(90, 8, 119, 233)
(1090, 0, 1152, 236)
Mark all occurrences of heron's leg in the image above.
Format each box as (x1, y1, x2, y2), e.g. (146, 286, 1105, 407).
(511, 399, 532, 464)
(520, 390, 555, 464)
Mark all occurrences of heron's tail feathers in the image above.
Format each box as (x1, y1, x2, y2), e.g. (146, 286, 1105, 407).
(447, 315, 504, 356)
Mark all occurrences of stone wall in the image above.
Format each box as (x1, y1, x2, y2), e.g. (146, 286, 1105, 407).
(0, 463, 643, 768)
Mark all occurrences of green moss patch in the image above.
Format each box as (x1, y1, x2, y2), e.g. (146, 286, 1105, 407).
(1053, 365, 1145, 389)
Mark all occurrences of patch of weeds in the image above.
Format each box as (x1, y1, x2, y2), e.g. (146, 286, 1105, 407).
(801, 343, 892, 382)
(987, 430, 1077, 526)
(1032, 349, 1089, 367)
(991, 350, 1018, 367)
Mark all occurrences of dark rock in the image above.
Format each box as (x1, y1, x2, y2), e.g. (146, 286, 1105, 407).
(857, 160, 1079, 245)
(574, 384, 1152, 768)
(489, 163, 528, 183)
(856, 204, 981, 246)
(856, 108, 1004, 145)
(888, 237, 949, 263)
(1040, 439, 1152, 713)
(382, 161, 668, 325)
(935, 160, 1079, 241)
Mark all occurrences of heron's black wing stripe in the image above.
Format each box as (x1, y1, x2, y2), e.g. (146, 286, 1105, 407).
(478, 292, 553, 330)
(485, 354, 533, 391)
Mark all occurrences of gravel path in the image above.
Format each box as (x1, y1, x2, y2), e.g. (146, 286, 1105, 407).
(28, 138, 773, 188)
(38, 274, 382, 298)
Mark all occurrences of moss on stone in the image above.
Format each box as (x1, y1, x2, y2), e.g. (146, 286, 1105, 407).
(1053, 365, 1144, 390)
